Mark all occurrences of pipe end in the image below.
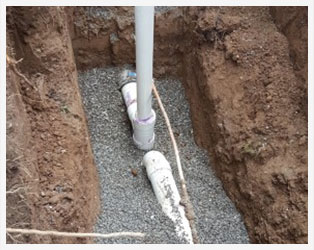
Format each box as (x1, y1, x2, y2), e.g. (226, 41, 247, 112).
(143, 150, 171, 178)
(118, 69, 137, 90)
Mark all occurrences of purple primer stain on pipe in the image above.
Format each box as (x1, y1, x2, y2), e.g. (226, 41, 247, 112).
(125, 91, 136, 107)
(136, 114, 155, 125)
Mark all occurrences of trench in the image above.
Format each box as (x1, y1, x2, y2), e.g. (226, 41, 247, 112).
(78, 67, 249, 243)
(6, 6, 308, 244)
(70, 6, 308, 243)
(71, 7, 252, 243)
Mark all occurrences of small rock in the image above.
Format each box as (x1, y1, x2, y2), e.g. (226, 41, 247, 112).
(266, 95, 272, 102)
(298, 135, 307, 146)
(43, 152, 51, 162)
(131, 168, 137, 177)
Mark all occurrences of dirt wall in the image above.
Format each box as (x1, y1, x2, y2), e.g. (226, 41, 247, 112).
(270, 6, 308, 117)
(6, 52, 39, 244)
(66, 7, 184, 77)
(181, 7, 307, 243)
(6, 7, 99, 243)
(68, 6, 308, 243)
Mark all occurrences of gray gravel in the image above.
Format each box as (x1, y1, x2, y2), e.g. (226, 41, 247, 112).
(155, 6, 177, 13)
(85, 6, 176, 20)
(78, 67, 249, 244)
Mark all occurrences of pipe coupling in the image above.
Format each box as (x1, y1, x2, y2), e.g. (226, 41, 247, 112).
(133, 110, 156, 150)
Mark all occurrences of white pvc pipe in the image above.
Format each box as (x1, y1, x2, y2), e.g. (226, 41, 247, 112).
(119, 70, 155, 150)
(143, 151, 193, 244)
(121, 81, 137, 122)
(135, 6, 154, 120)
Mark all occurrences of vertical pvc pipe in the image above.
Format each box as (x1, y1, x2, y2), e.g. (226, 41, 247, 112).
(135, 6, 154, 120)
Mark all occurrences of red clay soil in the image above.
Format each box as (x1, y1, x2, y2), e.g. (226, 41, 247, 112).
(181, 7, 308, 243)
(6, 6, 307, 244)
(6, 48, 39, 244)
(6, 7, 99, 243)
(69, 6, 308, 243)
(270, 7, 308, 117)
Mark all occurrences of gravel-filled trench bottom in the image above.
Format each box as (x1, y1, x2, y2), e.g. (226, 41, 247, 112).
(78, 67, 249, 244)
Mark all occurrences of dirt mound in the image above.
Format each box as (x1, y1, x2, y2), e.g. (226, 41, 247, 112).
(6, 7, 99, 243)
(69, 6, 308, 243)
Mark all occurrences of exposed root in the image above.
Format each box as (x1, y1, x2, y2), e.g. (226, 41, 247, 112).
(152, 81, 200, 244)
(6, 186, 28, 195)
(6, 228, 146, 240)
(6, 232, 23, 244)
(6, 55, 38, 92)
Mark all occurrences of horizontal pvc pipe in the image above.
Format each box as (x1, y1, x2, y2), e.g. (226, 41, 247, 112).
(143, 151, 193, 243)
(135, 6, 154, 120)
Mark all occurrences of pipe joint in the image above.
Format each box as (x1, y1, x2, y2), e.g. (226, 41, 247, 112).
(133, 110, 156, 150)
(118, 70, 137, 90)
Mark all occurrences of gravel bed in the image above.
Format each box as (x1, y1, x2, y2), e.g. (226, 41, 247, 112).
(78, 67, 249, 244)
(155, 6, 177, 13)
(85, 6, 176, 20)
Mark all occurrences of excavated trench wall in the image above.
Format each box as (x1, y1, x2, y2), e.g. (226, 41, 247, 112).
(67, 6, 308, 243)
(6, 7, 99, 243)
(6, 6, 307, 244)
